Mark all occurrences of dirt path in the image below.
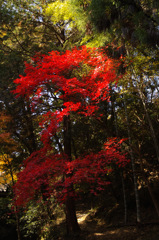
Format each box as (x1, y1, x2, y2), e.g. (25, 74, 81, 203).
(76, 210, 159, 240)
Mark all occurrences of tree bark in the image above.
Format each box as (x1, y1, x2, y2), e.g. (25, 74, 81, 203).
(8, 158, 21, 240)
(123, 98, 141, 223)
(138, 145, 159, 218)
(121, 172, 128, 224)
(136, 80, 159, 163)
(113, 106, 128, 224)
(65, 193, 80, 234)
(63, 115, 80, 235)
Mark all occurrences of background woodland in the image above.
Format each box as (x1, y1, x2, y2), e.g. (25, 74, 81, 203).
(0, 1, 159, 239)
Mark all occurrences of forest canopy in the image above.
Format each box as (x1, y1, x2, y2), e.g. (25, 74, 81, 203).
(0, 1, 159, 240)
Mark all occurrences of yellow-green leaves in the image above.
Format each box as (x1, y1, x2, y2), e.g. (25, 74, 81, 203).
(0, 154, 17, 186)
(45, 0, 88, 33)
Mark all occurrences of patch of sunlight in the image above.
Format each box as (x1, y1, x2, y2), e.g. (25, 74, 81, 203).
(94, 233, 104, 236)
(77, 212, 90, 223)
(109, 230, 116, 234)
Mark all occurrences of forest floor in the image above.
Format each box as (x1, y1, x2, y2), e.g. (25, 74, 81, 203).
(59, 201, 159, 240)
(53, 190, 159, 240)
(75, 209, 159, 240)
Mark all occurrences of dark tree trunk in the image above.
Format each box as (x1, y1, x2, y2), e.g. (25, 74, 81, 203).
(63, 115, 80, 235)
(123, 98, 141, 223)
(121, 172, 128, 224)
(138, 145, 159, 218)
(136, 80, 159, 163)
(65, 194, 80, 234)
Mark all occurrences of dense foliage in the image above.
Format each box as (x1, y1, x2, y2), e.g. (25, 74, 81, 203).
(0, 1, 159, 239)
(13, 46, 128, 210)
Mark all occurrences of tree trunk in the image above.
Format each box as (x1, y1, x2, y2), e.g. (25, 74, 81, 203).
(9, 158, 21, 240)
(65, 193, 80, 234)
(63, 115, 80, 235)
(113, 106, 128, 224)
(124, 98, 141, 223)
(14, 206, 21, 240)
(121, 172, 128, 224)
(136, 80, 159, 163)
(138, 144, 159, 218)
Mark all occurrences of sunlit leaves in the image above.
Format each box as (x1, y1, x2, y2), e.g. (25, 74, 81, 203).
(13, 46, 118, 141)
(45, 0, 89, 33)
(0, 154, 17, 186)
(13, 46, 128, 207)
(14, 138, 129, 206)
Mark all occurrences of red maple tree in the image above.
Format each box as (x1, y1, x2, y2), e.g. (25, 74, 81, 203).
(13, 46, 129, 234)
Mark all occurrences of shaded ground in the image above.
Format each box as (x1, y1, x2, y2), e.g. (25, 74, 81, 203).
(79, 225, 159, 240)
(55, 196, 159, 240)
(75, 209, 159, 240)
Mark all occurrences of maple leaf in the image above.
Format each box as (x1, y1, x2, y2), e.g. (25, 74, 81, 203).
(12, 46, 129, 208)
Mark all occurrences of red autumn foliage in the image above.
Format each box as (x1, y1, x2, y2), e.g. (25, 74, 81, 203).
(14, 139, 128, 206)
(13, 46, 129, 207)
